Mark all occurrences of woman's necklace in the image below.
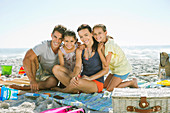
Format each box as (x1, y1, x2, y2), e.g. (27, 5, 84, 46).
(87, 48, 92, 58)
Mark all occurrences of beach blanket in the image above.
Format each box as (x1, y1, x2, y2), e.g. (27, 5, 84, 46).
(39, 90, 113, 112)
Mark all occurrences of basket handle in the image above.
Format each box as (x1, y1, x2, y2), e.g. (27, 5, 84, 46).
(127, 106, 161, 113)
(139, 97, 149, 108)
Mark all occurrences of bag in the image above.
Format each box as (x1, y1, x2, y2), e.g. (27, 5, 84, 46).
(41, 106, 85, 113)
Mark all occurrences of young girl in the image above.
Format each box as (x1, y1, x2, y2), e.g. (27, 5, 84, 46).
(93, 24, 139, 92)
(52, 30, 78, 86)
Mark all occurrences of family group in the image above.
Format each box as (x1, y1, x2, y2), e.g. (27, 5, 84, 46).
(10, 24, 138, 93)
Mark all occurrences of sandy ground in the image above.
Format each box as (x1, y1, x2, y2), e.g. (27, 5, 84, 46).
(0, 58, 161, 113)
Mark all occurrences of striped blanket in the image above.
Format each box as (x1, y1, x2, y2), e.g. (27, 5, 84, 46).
(39, 91, 112, 112)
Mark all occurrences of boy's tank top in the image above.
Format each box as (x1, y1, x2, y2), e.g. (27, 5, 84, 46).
(81, 50, 104, 83)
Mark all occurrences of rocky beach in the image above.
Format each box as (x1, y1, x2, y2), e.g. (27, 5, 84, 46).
(0, 58, 161, 113)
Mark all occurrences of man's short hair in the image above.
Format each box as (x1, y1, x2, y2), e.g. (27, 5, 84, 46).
(52, 25, 67, 35)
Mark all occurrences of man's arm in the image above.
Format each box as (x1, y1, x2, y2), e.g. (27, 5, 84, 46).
(23, 49, 39, 90)
(69, 48, 82, 78)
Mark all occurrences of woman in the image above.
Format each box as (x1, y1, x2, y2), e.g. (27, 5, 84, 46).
(93, 24, 139, 92)
(52, 24, 109, 93)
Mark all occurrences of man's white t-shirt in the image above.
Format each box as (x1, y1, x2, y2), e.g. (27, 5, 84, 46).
(32, 40, 59, 74)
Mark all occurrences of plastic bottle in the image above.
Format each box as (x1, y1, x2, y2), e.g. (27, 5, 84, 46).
(0, 86, 18, 101)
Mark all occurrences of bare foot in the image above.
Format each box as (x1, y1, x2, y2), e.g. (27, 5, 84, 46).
(131, 78, 139, 88)
(51, 87, 62, 91)
(9, 84, 31, 90)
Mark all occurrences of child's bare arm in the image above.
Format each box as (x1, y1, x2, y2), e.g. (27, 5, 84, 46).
(58, 49, 64, 66)
(98, 43, 112, 67)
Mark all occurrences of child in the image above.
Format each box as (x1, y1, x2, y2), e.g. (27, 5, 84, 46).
(59, 30, 78, 71)
(93, 24, 139, 91)
(52, 30, 78, 86)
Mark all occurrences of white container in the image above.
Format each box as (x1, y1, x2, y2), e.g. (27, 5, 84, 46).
(112, 88, 170, 113)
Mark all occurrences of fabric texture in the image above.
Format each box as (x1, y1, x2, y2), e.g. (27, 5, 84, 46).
(81, 50, 104, 83)
(114, 73, 130, 80)
(92, 80, 104, 93)
(32, 40, 59, 74)
(60, 44, 77, 71)
(105, 37, 132, 75)
(39, 90, 112, 112)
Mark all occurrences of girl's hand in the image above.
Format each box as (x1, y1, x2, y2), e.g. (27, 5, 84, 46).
(98, 43, 104, 51)
(78, 44, 85, 50)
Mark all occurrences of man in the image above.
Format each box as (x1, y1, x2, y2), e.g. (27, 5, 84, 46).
(10, 25, 67, 92)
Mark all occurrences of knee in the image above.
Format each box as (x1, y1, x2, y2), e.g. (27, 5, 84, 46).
(52, 65, 61, 73)
(75, 79, 84, 87)
(106, 87, 115, 92)
(106, 85, 116, 92)
(45, 77, 58, 88)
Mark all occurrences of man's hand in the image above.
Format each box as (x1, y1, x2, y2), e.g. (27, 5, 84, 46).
(30, 80, 39, 92)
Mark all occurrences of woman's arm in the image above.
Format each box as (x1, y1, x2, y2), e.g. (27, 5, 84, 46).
(82, 66, 109, 80)
(58, 49, 64, 66)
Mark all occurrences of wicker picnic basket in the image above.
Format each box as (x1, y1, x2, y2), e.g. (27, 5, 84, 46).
(112, 88, 170, 113)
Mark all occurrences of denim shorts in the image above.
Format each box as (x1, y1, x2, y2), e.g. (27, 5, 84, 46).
(114, 73, 130, 80)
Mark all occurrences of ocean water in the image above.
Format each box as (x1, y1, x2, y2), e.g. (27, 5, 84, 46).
(0, 45, 170, 60)
(0, 48, 29, 60)
(122, 45, 170, 59)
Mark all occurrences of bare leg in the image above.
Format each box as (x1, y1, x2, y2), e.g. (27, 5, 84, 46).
(106, 76, 139, 92)
(38, 77, 58, 89)
(51, 77, 98, 94)
(52, 65, 73, 86)
(104, 73, 113, 88)
(9, 77, 58, 90)
(51, 83, 79, 94)
(9, 84, 31, 90)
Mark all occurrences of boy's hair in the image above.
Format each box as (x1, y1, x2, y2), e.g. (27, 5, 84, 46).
(52, 25, 67, 35)
(63, 30, 77, 41)
(77, 24, 98, 51)
(93, 24, 107, 32)
(77, 24, 92, 33)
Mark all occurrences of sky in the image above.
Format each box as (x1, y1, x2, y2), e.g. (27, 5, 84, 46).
(0, 0, 170, 48)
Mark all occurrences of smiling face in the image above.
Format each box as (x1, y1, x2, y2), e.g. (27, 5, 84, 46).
(78, 28, 93, 46)
(63, 36, 76, 49)
(93, 27, 107, 43)
(51, 31, 63, 48)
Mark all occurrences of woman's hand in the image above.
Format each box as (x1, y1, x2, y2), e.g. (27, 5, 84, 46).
(70, 77, 79, 86)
